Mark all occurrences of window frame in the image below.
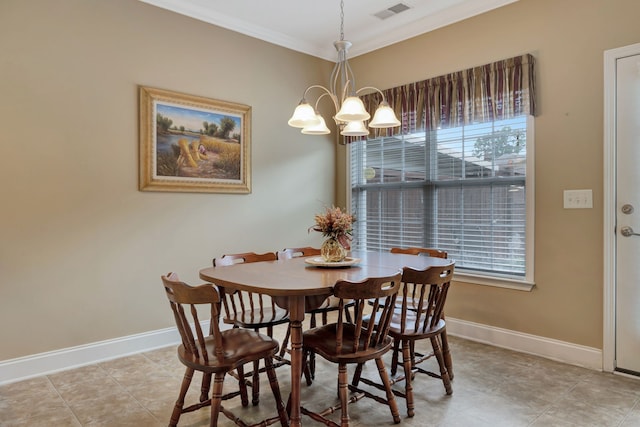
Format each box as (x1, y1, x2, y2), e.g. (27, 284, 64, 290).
(346, 116, 535, 291)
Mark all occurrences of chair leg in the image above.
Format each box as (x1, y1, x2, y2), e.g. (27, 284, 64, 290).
(375, 357, 401, 424)
(306, 310, 331, 380)
(237, 364, 249, 407)
(351, 362, 364, 387)
(170, 367, 194, 427)
(390, 338, 401, 376)
(310, 312, 317, 328)
(431, 336, 453, 395)
(285, 391, 292, 417)
(210, 372, 226, 427)
(308, 350, 317, 381)
(252, 359, 261, 405)
(338, 363, 350, 427)
(306, 315, 317, 380)
(401, 340, 415, 417)
(302, 350, 313, 386)
(410, 340, 416, 367)
(279, 324, 291, 358)
(441, 329, 454, 380)
(200, 373, 211, 402)
(264, 357, 290, 426)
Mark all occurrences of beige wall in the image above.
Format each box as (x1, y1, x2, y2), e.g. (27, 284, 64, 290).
(0, 0, 335, 360)
(2, 0, 638, 362)
(341, 0, 640, 348)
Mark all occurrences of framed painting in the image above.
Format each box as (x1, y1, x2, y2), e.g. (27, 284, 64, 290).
(139, 86, 251, 193)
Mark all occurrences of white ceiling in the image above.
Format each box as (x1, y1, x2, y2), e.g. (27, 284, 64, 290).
(138, 0, 518, 61)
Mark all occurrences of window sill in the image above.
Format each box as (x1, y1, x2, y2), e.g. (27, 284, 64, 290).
(453, 271, 535, 291)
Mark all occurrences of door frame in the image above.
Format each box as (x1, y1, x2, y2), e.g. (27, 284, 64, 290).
(603, 42, 640, 373)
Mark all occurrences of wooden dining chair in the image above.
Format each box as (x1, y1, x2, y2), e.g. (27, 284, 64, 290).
(214, 252, 289, 335)
(277, 246, 355, 328)
(388, 247, 453, 379)
(277, 247, 331, 327)
(277, 247, 354, 383)
(161, 273, 288, 427)
(390, 246, 448, 258)
(352, 262, 455, 417)
(213, 252, 290, 405)
(300, 272, 403, 426)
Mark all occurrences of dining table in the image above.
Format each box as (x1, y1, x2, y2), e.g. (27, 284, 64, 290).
(199, 249, 452, 426)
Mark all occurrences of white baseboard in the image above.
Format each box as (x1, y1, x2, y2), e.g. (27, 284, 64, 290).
(0, 327, 183, 386)
(0, 318, 603, 385)
(446, 317, 603, 370)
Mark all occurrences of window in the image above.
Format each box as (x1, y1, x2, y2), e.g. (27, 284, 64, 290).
(349, 55, 536, 284)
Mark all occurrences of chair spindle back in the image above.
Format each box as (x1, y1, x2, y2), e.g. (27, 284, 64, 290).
(161, 273, 223, 362)
(332, 272, 402, 354)
(397, 263, 454, 335)
(213, 252, 286, 326)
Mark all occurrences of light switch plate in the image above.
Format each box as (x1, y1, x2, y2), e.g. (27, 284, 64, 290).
(563, 189, 593, 209)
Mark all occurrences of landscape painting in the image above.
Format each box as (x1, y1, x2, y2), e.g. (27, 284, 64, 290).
(139, 86, 251, 193)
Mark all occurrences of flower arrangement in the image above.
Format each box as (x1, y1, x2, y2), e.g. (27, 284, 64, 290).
(309, 206, 355, 250)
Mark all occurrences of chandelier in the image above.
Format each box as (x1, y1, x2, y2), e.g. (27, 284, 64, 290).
(287, 0, 400, 143)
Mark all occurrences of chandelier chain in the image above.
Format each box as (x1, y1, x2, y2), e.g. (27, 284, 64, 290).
(340, 0, 345, 41)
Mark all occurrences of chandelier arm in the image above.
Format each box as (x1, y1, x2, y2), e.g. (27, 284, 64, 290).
(313, 92, 332, 110)
(355, 86, 388, 102)
(342, 61, 356, 98)
(329, 64, 339, 99)
(329, 64, 354, 105)
(340, 78, 354, 103)
(303, 84, 340, 113)
(329, 62, 339, 98)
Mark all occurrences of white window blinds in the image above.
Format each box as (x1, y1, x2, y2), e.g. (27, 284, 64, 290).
(350, 55, 535, 279)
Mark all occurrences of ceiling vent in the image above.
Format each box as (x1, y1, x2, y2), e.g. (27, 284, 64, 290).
(374, 3, 411, 20)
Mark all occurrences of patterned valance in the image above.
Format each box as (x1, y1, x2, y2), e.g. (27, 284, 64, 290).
(359, 54, 536, 138)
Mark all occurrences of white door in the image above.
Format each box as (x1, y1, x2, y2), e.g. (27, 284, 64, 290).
(614, 51, 640, 375)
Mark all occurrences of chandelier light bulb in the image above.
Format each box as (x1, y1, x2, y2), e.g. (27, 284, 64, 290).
(340, 120, 369, 136)
(335, 96, 371, 122)
(302, 114, 331, 135)
(288, 102, 320, 128)
(369, 101, 401, 128)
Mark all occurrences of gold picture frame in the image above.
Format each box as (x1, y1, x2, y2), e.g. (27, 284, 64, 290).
(139, 86, 251, 193)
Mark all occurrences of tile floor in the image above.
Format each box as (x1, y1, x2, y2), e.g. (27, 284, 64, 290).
(1, 326, 639, 427)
